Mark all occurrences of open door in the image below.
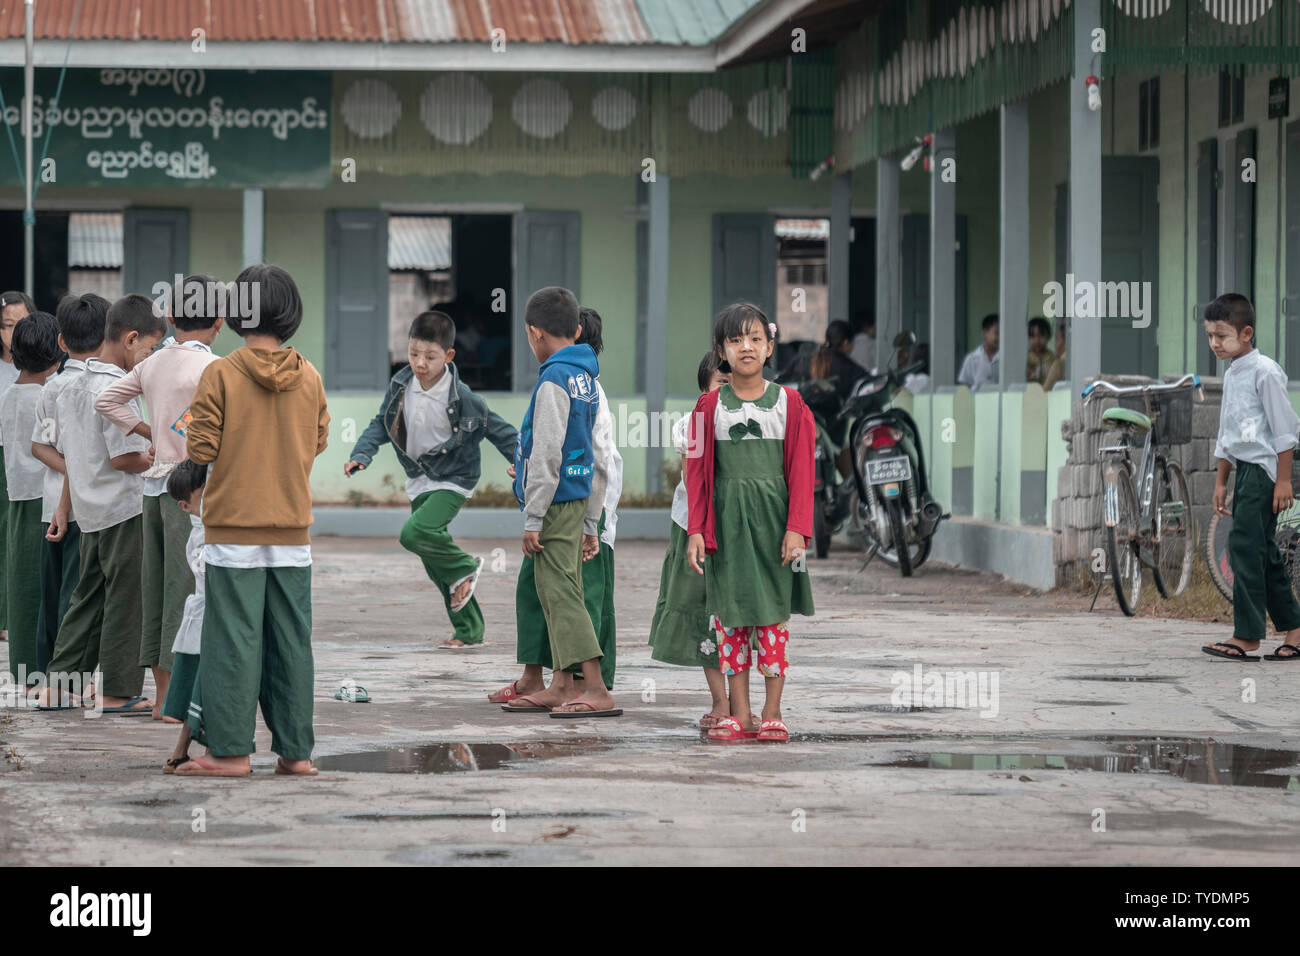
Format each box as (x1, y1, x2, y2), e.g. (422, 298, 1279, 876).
(123, 208, 188, 299)
(901, 213, 967, 377)
(1196, 138, 1219, 376)
(325, 209, 388, 391)
(513, 211, 580, 393)
(1287, 120, 1300, 375)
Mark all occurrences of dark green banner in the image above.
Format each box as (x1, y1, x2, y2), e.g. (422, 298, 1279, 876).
(0, 68, 331, 188)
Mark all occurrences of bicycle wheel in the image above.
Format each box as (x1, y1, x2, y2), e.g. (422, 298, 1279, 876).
(1204, 490, 1234, 602)
(1152, 460, 1193, 598)
(1102, 460, 1142, 616)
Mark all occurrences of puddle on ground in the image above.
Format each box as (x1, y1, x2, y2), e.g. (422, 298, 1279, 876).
(314, 739, 613, 774)
(879, 735, 1300, 789)
(828, 705, 959, 714)
(1064, 675, 1180, 683)
(1035, 700, 1127, 707)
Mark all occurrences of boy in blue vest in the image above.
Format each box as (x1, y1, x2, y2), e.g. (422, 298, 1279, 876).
(345, 311, 517, 646)
(504, 287, 616, 717)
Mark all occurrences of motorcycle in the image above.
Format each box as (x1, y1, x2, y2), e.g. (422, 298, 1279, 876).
(841, 358, 947, 576)
(787, 376, 858, 558)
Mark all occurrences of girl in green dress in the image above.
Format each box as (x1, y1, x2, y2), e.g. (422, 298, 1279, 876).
(647, 351, 731, 728)
(686, 304, 816, 743)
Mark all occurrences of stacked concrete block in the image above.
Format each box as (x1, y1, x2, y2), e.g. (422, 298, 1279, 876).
(1051, 377, 1223, 587)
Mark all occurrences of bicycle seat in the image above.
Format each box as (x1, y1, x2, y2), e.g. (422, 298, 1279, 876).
(1101, 406, 1151, 432)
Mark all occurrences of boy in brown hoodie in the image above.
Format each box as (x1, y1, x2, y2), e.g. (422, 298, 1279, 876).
(176, 265, 329, 777)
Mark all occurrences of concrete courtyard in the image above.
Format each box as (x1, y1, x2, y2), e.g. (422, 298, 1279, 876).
(2, 533, 1299, 866)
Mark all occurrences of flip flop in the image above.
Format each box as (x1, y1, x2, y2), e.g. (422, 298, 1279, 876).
(756, 719, 790, 743)
(437, 638, 479, 649)
(449, 556, 485, 613)
(35, 696, 81, 711)
(550, 700, 623, 719)
(100, 695, 154, 715)
(503, 694, 553, 714)
(1264, 643, 1300, 661)
(706, 716, 753, 743)
(173, 756, 251, 777)
(334, 685, 371, 702)
(1202, 643, 1261, 661)
(275, 758, 319, 776)
(162, 755, 192, 775)
(488, 680, 524, 703)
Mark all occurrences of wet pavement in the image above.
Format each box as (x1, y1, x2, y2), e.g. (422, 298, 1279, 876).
(3, 535, 1300, 865)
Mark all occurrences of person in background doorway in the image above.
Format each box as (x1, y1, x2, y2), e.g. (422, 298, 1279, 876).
(849, 311, 876, 372)
(779, 319, 868, 401)
(958, 314, 1000, 392)
(1026, 317, 1054, 386)
(1043, 318, 1069, 391)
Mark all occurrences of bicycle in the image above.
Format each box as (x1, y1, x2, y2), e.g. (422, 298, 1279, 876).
(1204, 478, 1300, 603)
(1081, 374, 1203, 616)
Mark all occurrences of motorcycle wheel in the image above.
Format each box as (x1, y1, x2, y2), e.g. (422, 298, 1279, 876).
(887, 497, 913, 577)
(813, 504, 830, 558)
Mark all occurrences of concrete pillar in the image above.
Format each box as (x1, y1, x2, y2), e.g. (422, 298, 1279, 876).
(1068, 0, 1103, 388)
(875, 155, 900, 372)
(644, 174, 669, 493)
(929, 129, 957, 386)
(828, 170, 851, 322)
(999, 102, 1029, 390)
(242, 188, 265, 267)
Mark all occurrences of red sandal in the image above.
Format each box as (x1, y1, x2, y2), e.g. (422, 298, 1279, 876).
(707, 717, 758, 743)
(488, 680, 523, 704)
(756, 719, 789, 743)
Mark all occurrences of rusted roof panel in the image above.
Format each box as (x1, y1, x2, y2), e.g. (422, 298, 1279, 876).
(0, 0, 663, 44)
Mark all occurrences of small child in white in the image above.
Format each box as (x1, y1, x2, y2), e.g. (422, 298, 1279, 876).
(160, 459, 207, 773)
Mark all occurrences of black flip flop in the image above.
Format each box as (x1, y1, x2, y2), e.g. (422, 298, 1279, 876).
(502, 694, 552, 714)
(1202, 643, 1261, 661)
(549, 704, 623, 719)
(1264, 643, 1300, 661)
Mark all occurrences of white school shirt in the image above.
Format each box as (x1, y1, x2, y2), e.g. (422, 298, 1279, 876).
(595, 381, 623, 547)
(142, 341, 214, 497)
(1215, 348, 1300, 483)
(669, 412, 691, 531)
(957, 347, 1000, 392)
(33, 360, 86, 524)
(402, 368, 472, 501)
(0, 382, 47, 501)
(54, 359, 150, 533)
(171, 513, 206, 655)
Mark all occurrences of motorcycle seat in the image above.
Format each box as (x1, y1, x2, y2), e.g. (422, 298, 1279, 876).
(1100, 406, 1151, 432)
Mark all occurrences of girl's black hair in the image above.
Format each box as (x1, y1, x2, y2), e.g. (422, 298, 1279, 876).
(11, 311, 64, 373)
(825, 319, 853, 351)
(696, 350, 722, 392)
(166, 459, 208, 502)
(232, 264, 303, 342)
(577, 306, 603, 356)
(711, 301, 775, 372)
(0, 290, 36, 361)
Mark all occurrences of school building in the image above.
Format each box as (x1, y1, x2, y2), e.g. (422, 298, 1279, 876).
(1, 0, 1297, 588)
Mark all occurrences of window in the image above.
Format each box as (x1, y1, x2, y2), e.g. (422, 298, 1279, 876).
(1139, 76, 1159, 151)
(1219, 70, 1244, 127)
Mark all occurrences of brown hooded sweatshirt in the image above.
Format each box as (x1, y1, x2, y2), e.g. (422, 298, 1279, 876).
(187, 346, 329, 545)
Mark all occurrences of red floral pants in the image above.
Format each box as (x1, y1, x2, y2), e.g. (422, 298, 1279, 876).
(711, 616, 790, 677)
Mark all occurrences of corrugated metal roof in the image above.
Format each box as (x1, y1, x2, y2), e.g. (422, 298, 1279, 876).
(67, 211, 122, 269)
(633, 0, 765, 46)
(388, 215, 451, 271)
(0, 0, 670, 44)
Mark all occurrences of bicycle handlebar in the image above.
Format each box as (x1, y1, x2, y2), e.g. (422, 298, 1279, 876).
(1081, 373, 1201, 402)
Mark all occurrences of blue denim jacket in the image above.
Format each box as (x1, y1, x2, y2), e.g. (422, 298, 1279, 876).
(348, 363, 518, 491)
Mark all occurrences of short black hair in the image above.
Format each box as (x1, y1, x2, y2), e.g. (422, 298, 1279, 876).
(106, 294, 167, 344)
(524, 286, 580, 339)
(712, 302, 775, 370)
(1028, 316, 1051, 338)
(55, 293, 109, 353)
(982, 313, 999, 331)
(1204, 293, 1254, 334)
(233, 264, 302, 341)
(825, 319, 853, 350)
(408, 311, 455, 351)
(169, 273, 225, 331)
(697, 350, 723, 392)
(11, 311, 63, 373)
(0, 290, 36, 315)
(166, 459, 208, 503)
(577, 306, 604, 356)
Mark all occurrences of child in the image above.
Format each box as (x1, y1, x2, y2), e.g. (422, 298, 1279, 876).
(31, 293, 106, 677)
(160, 459, 207, 773)
(176, 265, 328, 777)
(37, 294, 164, 712)
(1201, 293, 1300, 662)
(0, 290, 34, 643)
(343, 310, 516, 648)
(686, 303, 816, 743)
(503, 287, 614, 718)
(0, 312, 63, 690)
(95, 274, 222, 718)
(1025, 317, 1053, 386)
(648, 352, 732, 727)
(494, 306, 621, 705)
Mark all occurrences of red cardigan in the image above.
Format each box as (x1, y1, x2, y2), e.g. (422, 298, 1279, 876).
(685, 385, 816, 555)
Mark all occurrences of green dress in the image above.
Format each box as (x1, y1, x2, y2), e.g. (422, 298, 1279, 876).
(648, 522, 716, 667)
(704, 382, 815, 628)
